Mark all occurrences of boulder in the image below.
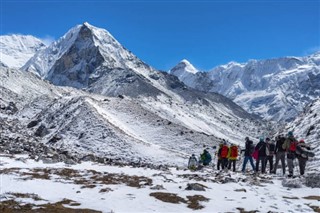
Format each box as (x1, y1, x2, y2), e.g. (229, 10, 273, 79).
(34, 124, 49, 137)
(282, 178, 302, 188)
(185, 183, 207, 191)
(305, 173, 320, 188)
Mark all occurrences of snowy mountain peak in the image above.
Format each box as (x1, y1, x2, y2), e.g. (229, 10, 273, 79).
(0, 34, 46, 68)
(80, 21, 117, 42)
(174, 59, 199, 74)
(169, 59, 199, 77)
(22, 22, 131, 81)
(219, 61, 244, 69)
(23, 23, 182, 98)
(170, 53, 320, 122)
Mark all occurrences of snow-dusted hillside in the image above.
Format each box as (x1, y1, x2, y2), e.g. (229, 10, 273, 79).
(1, 66, 266, 167)
(170, 54, 320, 122)
(18, 22, 267, 146)
(1, 154, 319, 213)
(0, 34, 45, 68)
(282, 98, 320, 170)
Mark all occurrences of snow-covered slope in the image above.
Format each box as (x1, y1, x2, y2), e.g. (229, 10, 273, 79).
(170, 54, 320, 121)
(4, 23, 269, 166)
(282, 98, 320, 170)
(1, 66, 266, 166)
(0, 34, 46, 68)
(1, 154, 319, 213)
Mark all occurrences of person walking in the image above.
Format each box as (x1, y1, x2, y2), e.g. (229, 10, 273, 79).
(255, 137, 267, 174)
(220, 140, 229, 170)
(272, 134, 286, 175)
(296, 139, 311, 176)
(241, 137, 255, 173)
(216, 143, 223, 170)
(228, 144, 239, 172)
(282, 131, 298, 177)
(265, 138, 275, 174)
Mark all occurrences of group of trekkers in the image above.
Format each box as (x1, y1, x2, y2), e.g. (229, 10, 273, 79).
(188, 131, 313, 177)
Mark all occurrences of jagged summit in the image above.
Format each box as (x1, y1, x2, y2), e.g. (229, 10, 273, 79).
(219, 61, 244, 69)
(170, 53, 320, 122)
(22, 22, 144, 90)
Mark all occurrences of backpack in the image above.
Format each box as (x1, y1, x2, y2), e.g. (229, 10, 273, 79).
(230, 146, 238, 158)
(221, 145, 229, 158)
(289, 140, 298, 152)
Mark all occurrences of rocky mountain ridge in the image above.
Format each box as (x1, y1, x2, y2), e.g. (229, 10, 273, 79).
(170, 54, 320, 122)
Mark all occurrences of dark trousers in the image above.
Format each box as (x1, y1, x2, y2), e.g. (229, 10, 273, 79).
(242, 156, 255, 172)
(265, 156, 274, 173)
(217, 159, 222, 170)
(221, 158, 229, 169)
(273, 151, 286, 175)
(228, 159, 237, 172)
(256, 156, 266, 173)
(298, 157, 307, 175)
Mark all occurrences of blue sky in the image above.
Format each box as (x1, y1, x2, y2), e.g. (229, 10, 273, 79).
(1, 0, 319, 71)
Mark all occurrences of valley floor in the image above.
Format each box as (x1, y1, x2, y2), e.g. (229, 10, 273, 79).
(0, 154, 319, 213)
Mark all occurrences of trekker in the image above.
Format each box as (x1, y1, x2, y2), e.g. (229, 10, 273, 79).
(220, 140, 229, 170)
(282, 131, 298, 177)
(296, 139, 311, 176)
(228, 144, 238, 172)
(255, 137, 267, 174)
(188, 154, 198, 170)
(216, 143, 223, 170)
(241, 137, 255, 173)
(273, 134, 286, 175)
(200, 149, 212, 166)
(265, 138, 275, 174)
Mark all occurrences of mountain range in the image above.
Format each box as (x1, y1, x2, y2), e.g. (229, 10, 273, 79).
(0, 22, 266, 166)
(169, 54, 320, 122)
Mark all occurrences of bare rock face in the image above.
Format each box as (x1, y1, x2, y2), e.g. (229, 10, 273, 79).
(48, 25, 104, 88)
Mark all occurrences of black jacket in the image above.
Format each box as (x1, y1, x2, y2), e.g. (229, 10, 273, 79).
(243, 140, 254, 156)
(255, 141, 267, 157)
(275, 136, 286, 152)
